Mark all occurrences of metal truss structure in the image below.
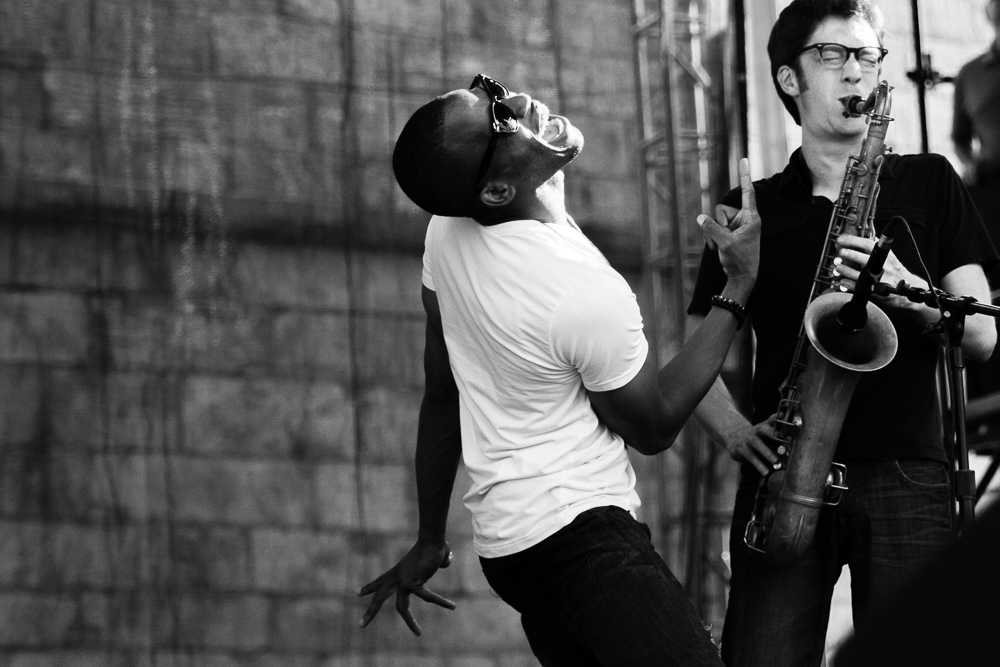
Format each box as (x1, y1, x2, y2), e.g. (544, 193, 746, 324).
(628, 0, 751, 636)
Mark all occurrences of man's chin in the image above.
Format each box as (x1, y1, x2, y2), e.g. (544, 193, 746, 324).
(542, 126, 584, 156)
(556, 137, 584, 167)
(546, 170, 565, 188)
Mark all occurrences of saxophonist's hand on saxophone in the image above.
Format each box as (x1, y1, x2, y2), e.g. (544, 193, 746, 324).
(718, 413, 781, 477)
(834, 233, 925, 310)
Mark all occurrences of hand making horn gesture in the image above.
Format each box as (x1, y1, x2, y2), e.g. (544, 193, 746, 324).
(697, 157, 761, 288)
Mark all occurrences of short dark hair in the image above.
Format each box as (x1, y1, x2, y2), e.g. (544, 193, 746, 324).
(392, 96, 482, 218)
(768, 0, 885, 125)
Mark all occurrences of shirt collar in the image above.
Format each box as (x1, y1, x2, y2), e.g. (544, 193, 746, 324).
(776, 148, 814, 196)
(777, 146, 895, 197)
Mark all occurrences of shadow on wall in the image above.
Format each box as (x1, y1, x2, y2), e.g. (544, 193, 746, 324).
(0, 0, 655, 663)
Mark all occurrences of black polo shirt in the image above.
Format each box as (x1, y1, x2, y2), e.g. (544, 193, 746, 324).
(689, 149, 998, 463)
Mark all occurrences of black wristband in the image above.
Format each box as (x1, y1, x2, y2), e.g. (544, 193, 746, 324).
(710, 295, 747, 330)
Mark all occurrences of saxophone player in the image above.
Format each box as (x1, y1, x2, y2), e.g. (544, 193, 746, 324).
(689, 1, 998, 666)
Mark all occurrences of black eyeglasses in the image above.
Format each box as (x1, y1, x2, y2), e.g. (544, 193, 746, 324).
(794, 43, 887, 71)
(469, 74, 520, 188)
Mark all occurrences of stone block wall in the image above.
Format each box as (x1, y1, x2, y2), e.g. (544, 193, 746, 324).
(0, 0, 647, 664)
(0, 214, 554, 664)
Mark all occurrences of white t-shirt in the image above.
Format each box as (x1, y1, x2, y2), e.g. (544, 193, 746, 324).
(422, 215, 647, 558)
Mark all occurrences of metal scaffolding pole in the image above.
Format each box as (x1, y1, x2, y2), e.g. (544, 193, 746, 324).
(629, 0, 747, 632)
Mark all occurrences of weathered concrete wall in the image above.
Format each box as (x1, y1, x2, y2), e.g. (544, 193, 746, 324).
(0, 0, 643, 664)
(0, 0, 644, 257)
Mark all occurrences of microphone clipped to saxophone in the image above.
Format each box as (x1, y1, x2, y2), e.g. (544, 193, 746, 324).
(743, 81, 900, 568)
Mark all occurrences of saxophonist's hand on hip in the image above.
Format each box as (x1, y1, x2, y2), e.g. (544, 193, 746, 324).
(697, 158, 760, 291)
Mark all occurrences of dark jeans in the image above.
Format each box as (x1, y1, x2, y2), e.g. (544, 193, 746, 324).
(480, 506, 723, 667)
(721, 459, 954, 667)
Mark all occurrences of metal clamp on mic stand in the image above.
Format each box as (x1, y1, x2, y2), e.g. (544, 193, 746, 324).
(873, 280, 1000, 534)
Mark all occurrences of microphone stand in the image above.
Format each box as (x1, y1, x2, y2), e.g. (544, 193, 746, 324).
(874, 280, 1000, 534)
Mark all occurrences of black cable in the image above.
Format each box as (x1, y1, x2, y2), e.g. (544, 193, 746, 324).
(893, 217, 947, 317)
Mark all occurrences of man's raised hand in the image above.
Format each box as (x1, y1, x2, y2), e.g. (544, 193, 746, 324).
(697, 157, 761, 286)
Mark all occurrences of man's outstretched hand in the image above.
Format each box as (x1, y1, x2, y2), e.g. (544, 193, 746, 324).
(697, 157, 761, 288)
(356, 540, 456, 636)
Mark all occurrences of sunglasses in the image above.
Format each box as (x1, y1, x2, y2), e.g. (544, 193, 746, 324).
(469, 74, 520, 188)
(794, 43, 887, 72)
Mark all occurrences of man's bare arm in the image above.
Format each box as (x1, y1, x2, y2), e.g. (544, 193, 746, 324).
(356, 286, 460, 636)
(588, 159, 762, 456)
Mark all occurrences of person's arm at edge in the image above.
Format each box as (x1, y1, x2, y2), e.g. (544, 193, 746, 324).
(951, 70, 977, 183)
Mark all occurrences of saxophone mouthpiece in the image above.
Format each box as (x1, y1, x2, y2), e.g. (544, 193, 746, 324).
(840, 91, 875, 118)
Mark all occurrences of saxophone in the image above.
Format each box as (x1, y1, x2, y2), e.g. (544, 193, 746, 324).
(743, 81, 900, 567)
